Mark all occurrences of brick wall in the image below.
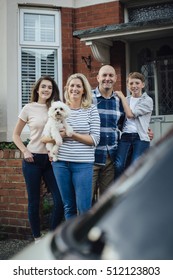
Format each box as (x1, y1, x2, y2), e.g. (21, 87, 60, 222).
(61, 8, 75, 89)
(0, 149, 31, 239)
(61, 3, 125, 90)
(72, 2, 125, 90)
(75, 2, 123, 30)
(0, 149, 55, 240)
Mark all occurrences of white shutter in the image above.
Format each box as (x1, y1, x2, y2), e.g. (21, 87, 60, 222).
(24, 14, 37, 42)
(40, 50, 57, 78)
(24, 13, 55, 43)
(21, 49, 36, 106)
(21, 49, 57, 107)
(40, 15, 55, 42)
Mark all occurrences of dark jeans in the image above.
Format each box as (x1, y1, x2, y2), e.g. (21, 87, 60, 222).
(22, 153, 64, 238)
(115, 133, 150, 178)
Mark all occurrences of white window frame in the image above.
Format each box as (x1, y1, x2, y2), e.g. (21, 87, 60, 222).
(18, 7, 62, 112)
(20, 9, 60, 46)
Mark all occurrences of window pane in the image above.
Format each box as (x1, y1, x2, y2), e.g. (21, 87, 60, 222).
(24, 13, 55, 42)
(21, 48, 57, 107)
(40, 15, 55, 42)
(24, 14, 37, 41)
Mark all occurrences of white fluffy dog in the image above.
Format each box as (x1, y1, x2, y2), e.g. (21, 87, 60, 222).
(43, 101, 73, 161)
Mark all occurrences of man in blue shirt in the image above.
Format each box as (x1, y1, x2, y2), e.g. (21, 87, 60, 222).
(92, 65, 125, 202)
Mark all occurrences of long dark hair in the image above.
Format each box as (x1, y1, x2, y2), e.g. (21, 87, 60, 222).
(30, 76, 60, 108)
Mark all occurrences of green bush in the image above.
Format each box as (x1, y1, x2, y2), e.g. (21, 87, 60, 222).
(0, 140, 30, 150)
(43, 194, 53, 215)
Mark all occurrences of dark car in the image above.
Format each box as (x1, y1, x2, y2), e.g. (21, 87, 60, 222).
(13, 127, 173, 260)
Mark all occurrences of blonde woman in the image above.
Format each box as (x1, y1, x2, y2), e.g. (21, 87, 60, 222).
(52, 73, 100, 220)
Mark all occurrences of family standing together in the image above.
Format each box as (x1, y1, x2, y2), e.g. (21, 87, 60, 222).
(13, 65, 153, 242)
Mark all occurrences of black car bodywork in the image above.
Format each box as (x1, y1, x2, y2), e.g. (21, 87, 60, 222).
(13, 128, 173, 260)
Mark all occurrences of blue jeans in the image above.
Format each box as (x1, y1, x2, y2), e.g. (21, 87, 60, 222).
(22, 154, 64, 238)
(115, 133, 150, 178)
(52, 161, 93, 220)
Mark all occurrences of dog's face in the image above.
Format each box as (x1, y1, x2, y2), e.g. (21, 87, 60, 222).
(48, 101, 71, 120)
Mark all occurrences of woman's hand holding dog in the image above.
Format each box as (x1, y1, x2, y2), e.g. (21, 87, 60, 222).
(41, 128, 67, 144)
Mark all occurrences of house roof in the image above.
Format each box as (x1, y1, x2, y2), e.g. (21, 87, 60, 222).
(73, 18, 173, 42)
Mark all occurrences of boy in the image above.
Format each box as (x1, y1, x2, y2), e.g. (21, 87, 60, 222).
(115, 72, 153, 178)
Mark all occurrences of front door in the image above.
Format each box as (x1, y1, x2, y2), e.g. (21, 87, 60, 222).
(130, 38, 173, 144)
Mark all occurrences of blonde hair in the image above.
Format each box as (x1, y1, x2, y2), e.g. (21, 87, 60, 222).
(64, 73, 92, 109)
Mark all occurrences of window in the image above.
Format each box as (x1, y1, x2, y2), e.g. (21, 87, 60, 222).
(19, 8, 62, 108)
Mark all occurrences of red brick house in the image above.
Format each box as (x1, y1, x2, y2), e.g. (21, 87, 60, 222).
(0, 0, 173, 238)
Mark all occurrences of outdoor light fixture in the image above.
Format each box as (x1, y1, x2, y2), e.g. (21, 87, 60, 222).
(81, 55, 91, 70)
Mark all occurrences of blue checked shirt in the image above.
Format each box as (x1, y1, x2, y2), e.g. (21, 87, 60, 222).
(92, 87, 124, 165)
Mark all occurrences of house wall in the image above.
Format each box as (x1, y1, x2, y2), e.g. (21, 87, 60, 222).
(61, 7, 75, 88)
(0, 0, 125, 142)
(0, 0, 8, 141)
(73, 1, 125, 90)
(0, 0, 75, 142)
(0, 0, 126, 239)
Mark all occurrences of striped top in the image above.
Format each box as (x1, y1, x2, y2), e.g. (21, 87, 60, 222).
(56, 104, 100, 163)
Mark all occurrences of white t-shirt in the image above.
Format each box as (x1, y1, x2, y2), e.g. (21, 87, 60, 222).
(123, 97, 139, 133)
(19, 102, 48, 154)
